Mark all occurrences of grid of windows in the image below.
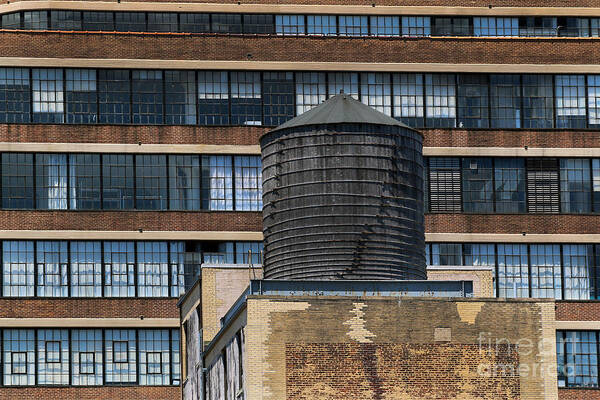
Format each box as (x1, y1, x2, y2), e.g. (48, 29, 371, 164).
(36, 154, 67, 210)
(82, 11, 114, 31)
(70, 241, 102, 297)
(65, 69, 97, 124)
(490, 74, 521, 128)
(105, 330, 137, 384)
(72, 329, 102, 385)
(165, 71, 196, 125)
(431, 243, 462, 266)
(370, 16, 400, 36)
(522, 74, 553, 129)
(360, 73, 392, 116)
(1, 153, 34, 209)
(457, 74, 489, 128)
(494, 158, 526, 213)
(557, 331, 599, 388)
(23, 11, 48, 30)
(392, 73, 424, 127)
(589, 75, 600, 128)
(36, 241, 68, 297)
(147, 13, 178, 32)
(328, 72, 359, 99)
(275, 15, 305, 36)
(0, 68, 30, 123)
(136, 155, 167, 210)
(69, 154, 101, 210)
(262, 72, 294, 126)
(1, 12, 21, 29)
(497, 244, 529, 298)
(198, 71, 229, 125)
(563, 244, 593, 300)
(236, 242, 264, 265)
(338, 15, 368, 36)
(115, 12, 146, 32)
(139, 330, 171, 385)
(295, 72, 326, 114)
(474, 17, 519, 36)
(132, 70, 163, 124)
(211, 14, 242, 34)
(169, 242, 186, 298)
(401, 16, 431, 37)
(519, 17, 557, 37)
(32, 68, 64, 123)
(530, 244, 562, 299)
(433, 17, 471, 36)
(3, 329, 35, 386)
(38, 329, 69, 385)
(51, 10, 81, 30)
(2, 241, 34, 297)
(168, 155, 201, 211)
(594, 159, 600, 212)
(556, 75, 587, 128)
(243, 14, 274, 34)
(230, 72, 262, 126)
(179, 13, 210, 33)
(307, 15, 337, 36)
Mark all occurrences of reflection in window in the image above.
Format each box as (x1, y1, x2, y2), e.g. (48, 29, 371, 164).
(0, 68, 30, 123)
(66, 69, 97, 124)
(262, 72, 294, 126)
(137, 242, 169, 297)
(431, 243, 462, 266)
(494, 158, 526, 213)
(558, 17, 590, 37)
(202, 156, 233, 211)
(136, 155, 167, 210)
(497, 244, 528, 298)
(202, 242, 234, 264)
(2, 153, 34, 209)
(474, 17, 518, 36)
(23, 11, 48, 30)
(457, 74, 489, 128)
(234, 156, 262, 211)
(37, 241, 68, 297)
(38, 329, 69, 385)
(560, 158, 591, 213)
(115, 12, 146, 32)
(307, 15, 336, 36)
(98, 69, 131, 124)
(139, 330, 171, 385)
(179, 13, 210, 33)
(556, 75, 586, 129)
(295, 72, 326, 114)
(275, 15, 305, 36)
(230, 72, 261, 125)
(211, 14, 242, 34)
(490, 74, 521, 129)
(519, 17, 557, 37)
(82, 12, 114, 31)
(563, 245, 593, 300)
(69, 154, 101, 210)
(328, 72, 359, 99)
(594, 159, 600, 212)
(165, 71, 196, 125)
(132, 70, 163, 124)
(51, 11, 81, 30)
(3, 329, 35, 386)
(236, 242, 263, 264)
(2, 241, 34, 297)
(32, 69, 64, 123)
(168, 155, 200, 211)
(462, 158, 493, 213)
(392, 73, 424, 127)
(169, 242, 186, 298)
(425, 74, 456, 127)
(433, 17, 470, 36)
(243, 14, 274, 34)
(530, 244, 561, 299)
(2, 13, 21, 30)
(102, 154, 134, 210)
(72, 329, 102, 385)
(36, 154, 67, 210)
(338, 15, 368, 36)
(589, 76, 600, 128)
(147, 13, 177, 32)
(104, 241, 135, 297)
(402, 16, 430, 37)
(70, 242, 102, 297)
(522, 74, 553, 128)
(198, 71, 229, 125)
(464, 244, 495, 267)
(360, 72, 392, 116)
(370, 16, 400, 36)
(105, 330, 137, 384)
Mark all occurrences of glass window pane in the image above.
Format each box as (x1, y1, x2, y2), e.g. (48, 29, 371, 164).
(522, 74, 553, 128)
(563, 245, 593, 300)
(105, 329, 137, 383)
(136, 155, 167, 210)
(295, 72, 326, 115)
(165, 70, 196, 125)
(2, 241, 34, 297)
(51, 10, 82, 31)
(32, 69, 64, 123)
(530, 244, 561, 299)
(474, 17, 518, 36)
(3, 329, 35, 386)
(307, 15, 336, 36)
(147, 13, 177, 33)
(401, 16, 431, 37)
(328, 72, 359, 100)
(37, 329, 69, 385)
(179, 13, 210, 33)
(168, 155, 200, 210)
(98, 69, 131, 124)
(425, 74, 456, 127)
(230, 72, 261, 126)
(243, 14, 274, 34)
(36, 241, 68, 297)
(104, 241, 135, 297)
(431, 243, 462, 266)
(234, 156, 262, 211)
(392, 73, 424, 127)
(66, 69, 97, 124)
(490, 74, 521, 128)
(132, 70, 163, 124)
(497, 244, 529, 298)
(338, 15, 368, 36)
(457, 74, 489, 128)
(70, 241, 102, 297)
(137, 242, 169, 297)
(494, 158, 526, 213)
(36, 154, 67, 210)
(82, 12, 114, 31)
(360, 72, 392, 116)
(2, 153, 34, 209)
(211, 14, 242, 34)
(275, 15, 305, 36)
(0, 68, 31, 123)
(370, 16, 400, 37)
(23, 11, 48, 30)
(462, 158, 493, 213)
(2, 13, 21, 30)
(115, 12, 146, 32)
(555, 75, 587, 129)
(69, 154, 101, 210)
(102, 154, 134, 210)
(72, 329, 103, 385)
(560, 158, 591, 213)
(139, 330, 171, 385)
(202, 156, 233, 211)
(262, 72, 294, 126)
(235, 242, 263, 264)
(198, 71, 229, 125)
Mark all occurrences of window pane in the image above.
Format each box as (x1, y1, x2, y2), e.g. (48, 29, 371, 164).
(2, 13, 21, 30)
(70, 241, 102, 297)
(137, 242, 169, 297)
(589, 76, 600, 128)
(165, 70, 196, 125)
(82, 12, 114, 31)
(558, 17, 589, 37)
(3, 329, 35, 386)
(328, 72, 359, 99)
(2, 153, 34, 209)
(168, 155, 200, 210)
(462, 158, 493, 213)
(555, 75, 586, 128)
(490, 74, 521, 128)
(307, 15, 336, 36)
(115, 12, 146, 32)
(522, 74, 553, 128)
(370, 16, 400, 36)
(179, 13, 210, 33)
(2, 241, 34, 297)
(530, 244, 561, 299)
(23, 11, 48, 30)
(139, 330, 171, 385)
(234, 156, 262, 211)
(211, 14, 242, 34)
(519, 17, 557, 37)
(0, 67, 31, 123)
(171, 329, 181, 385)
(98, 69, 131, 124)
(102, 154, 134, 210)
(425, 74, 456, 127)
(562, 331, 599, 388)
(474, 17, 518, 36)
(198, 71, 229, 125)
(105, 329, 137, 383)
(51, 10, 81, 31)
(497, 244, 528, 298)
(104, 241, 135, 297)
(360, 72, 392, 116)
(69, 154, 101, 210)
(243, 14, 274, 34)
(72, 329, 103, 385)
(262, 72, 294, 126)
(392, 73, 424, 127)
(433, 17, 470, 36)
(230, 72, 261, 125)
(295, 72, 326, 114)
(593, 159, 600, 212)
(560, 158, 591, 213)
(275, 15, 305, 36)
(202, 156, 233, 210)
(339, 15, 368, 36)
(37, 329, 69, 385)
(464, 244, 495, 267)
(428, 158, 461, 212)
(202, 242, 234, 264)
(457, 74, 489, 128)
(36, 154, 67, 210)
(136, 155, 167, 210)
(401, 16, 431, 37)
(132, 70, 163, 124)
(169, 242, 186, 297)
(147, 13, 177, 33)
(431, 243, 462, 265)
(36, 241, 68, 297)
(494, 158, 526, 213)
(527, 158, 560, 213)
(563, 244, 593, 300)
(236, 242, 263, 264)
(32, 69, 64, 123)
(66, 69, 97, 124)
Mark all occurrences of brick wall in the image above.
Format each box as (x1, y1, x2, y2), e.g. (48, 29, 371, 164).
(0, 386, 180, 400)
(2, 32, 600, 64)
(555, 302, 600, 321)
(559, 389, 600, 399)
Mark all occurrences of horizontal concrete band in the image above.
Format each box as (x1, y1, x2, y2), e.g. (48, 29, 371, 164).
(3, 58, 600, 74)
(0, 142, 261, 154)
(555, 321, 600, 330)
(426, 233, 600, 243)
(424, 147, 600, 157)
(0, 318, 179, 328)
(0, 230, 264, 240)
(2, 2, 600, 16)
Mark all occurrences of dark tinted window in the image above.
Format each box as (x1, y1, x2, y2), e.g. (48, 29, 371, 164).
(102, 154, 134, 210)
(165, 71, 196, 125)
(522, 75, 553, 129)
(2, 13, 21, 29)
(262, 72, 294, 126)
(147, 13, 178, 32)
(66, 69, 97, 124)
(115, 12, 146, 32)
(131, 70, 163, 124)
(179, 13, 210, 33)
(69, 154, 101, 210)
(0, 68, 30, 123)
(98, 69, 131, 124)
(23, 11, 48, 30)
(50, 11, 81, 30)
(490, 74, 521, 129)
(168, 155, 200, 210)
(1, 153, 34, 209)
(462, 158, 493, 213)
(198, 71, 229, 125)
(136, 155, 167, 210)
(82, 12, 114, 31)
(211, 14, 242, 34)
(457, 74, 489, 128)
(243, 14, 274, 34)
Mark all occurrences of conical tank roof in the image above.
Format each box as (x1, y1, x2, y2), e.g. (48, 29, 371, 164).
(269, 93, 419, 133)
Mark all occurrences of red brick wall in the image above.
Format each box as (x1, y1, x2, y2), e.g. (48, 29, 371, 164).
(1, 32, 600, 64)
(556, 302, 600, 321)
(559, 389, 600, 399)
(0, 386, 180, 400)
(0, 298, 178, 318)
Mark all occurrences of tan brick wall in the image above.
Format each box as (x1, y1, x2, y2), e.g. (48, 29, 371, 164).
(427, 267, 494, 297)
(0, 386, 180, 400)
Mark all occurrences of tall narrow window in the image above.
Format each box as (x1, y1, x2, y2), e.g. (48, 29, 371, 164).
(179, 13, 210, 33)
(590, 75, 600, 129)
(211, 14, 242, 34)
(102, 154, 134, 210)
(242, 14, 274, 34)
(171, 329, 181, 385)
(461, 158, 493, 213)
(104, 241, 135, 297)
(82, 12, 114, 31)
(115, 12, 146, 32)
(555, 75, 586, 129)
(295, 72, 326, 114)
(72, 329, 102, 385)
(431, 243, 462, 266)
(527, 158, 560, 213)
(136, 155, 167, 210)
(70, 241, 102, 297)
(23, 11, 48, 30)
(307, 15, 336, 36)
(370, 16, 400, 36)
(392, 73, 424, 127)
(65, 69, 97, 124)
(593, 159, 600, 212)
(457, 74, 489, 128)
(494, 158, 526, 213)
(139, 330, 171, 385)
(234, 156, 262, 211)
(50, 11, 82, 30)
(530, 244, 561, 299)
(168, 155, 200, 211)
(201, 155, 233, 210)
(69, 154, 101, 210)
(169, 242, 186, 298)
(490, 74, 521, 128)
(32, 69, 64, 123)
(36, 154, 67, 210)
(338, 16, 368, 36)
(497, 244, 528, 298)
(147, 13, 177, 32)
(165, 71, 196, 125)
(560, 158, 591, 213)
(132, 70, 163, 124)
(401, 16, 431, 37)
(2, 153, 34, 209)
(137, 242, 169, 297)
(473, 17, 518, 36)
(425, 74, 456, 127)
(275, 15, 305, 36)
(522, 74, 553, 128)
(3, 329, 35, 386)
(262, 72, 294, 126)
(230, 72, 261, 125)
(360, 73, 392, 116)
(563, 244, 593, 300)
(0, 68, 30, 123)
(198, 71, 229, 125)
(37, 329, 69, 385)
(428, 158, 461, 212)
(36, 241, 68, 297)
(2, 241, 34, 297)
(98, 69, 131, 124)
(105, 330, 137, 384)
(328, 72, 359, 99)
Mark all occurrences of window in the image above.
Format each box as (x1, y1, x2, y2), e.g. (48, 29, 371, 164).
(556, 75, 586, 129)
(3, 329, 35, 386)
(558, 17, 590, 37)
(0, 67, 30, 123)
(132, 70, 163, 124)
(425, 74, 456, 127)
(423, 159, 429, 213)
(82, 12, 114, 31)
(464, 244, 495, 267)
(115, 12, 146, 32)
(202, 156, 233, 211)
(2, 153, 34, 209)
(139, 330, 171, 385)
(136, 155, 167, 210)
(563, 244, 593, 300)
(165, 70, 196, 125)
(2, 241, 34, 297)
(69, 154, 101, 210)
(2, 13, 21, 29)
(70, 242, 102, 297)
(494, 158, 526, 213)
(72, 329, 102, 385)
(360, 73, 392, 116)
(137, 242, 169, 297)
(401, 16, 431, 37)
(392, 73, 424, 127)
(179, 13, 210, 33)
(66, 69, 97, 124)
(32, 69, 64, 123)
(557, 331, 599, 388)
(328, 72, 359, 99)
(428, 158, 461, 212)
(168, 155, 201, 210)
(522, 74, 553, 128)
(169, 242, 185, 298)
(230, 72, 261, 125)
(589, 76, 600, 128)
(105, 330, 136, 383)
(497, 244, 528, 298)
(519, 17, 557, 37)
(275, 15, 305, 36)
(147, 13, 177, 32)
(211, 14, 242, 34)
(462, 158, 493, 213)
(202, 242, 234, 264)
(295, 72, 326, 114)
(50, 11, 81, 30)
(23, 11, 48, 30)
(307, 15, 336, 36)
(37, 329, 68, 385)
(198, 71, 229, 125)
(431, 243, 462, 266)
(560, 158, 592, 213)
(102, 154, 134, 210)
(36, 154, 67, 210)
(243, 14, 274, 34)
(171, 329, 181, 385)
(490, 74, 521, 128)
(236, 242, 263, 264)
(457, 74, 489, 128)
(594, 159, 600, 212)
(262, 72, 294, 126)
(98, 69, 131, 124)
(338, 15, 368, 36)
(530, 244, 561, 299)
(370, 16, 400, 36)
(234, 156, 262, 211)
(527, 158, 560, 213)
(473, 17, 518, 36)
(37, 241, 68, 297)
(104, 241, 135, 297)
(433, 17, 470, 36)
